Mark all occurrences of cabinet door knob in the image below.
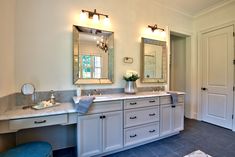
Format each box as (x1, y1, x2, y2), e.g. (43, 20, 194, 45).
(130, 134, 137, 138)
(34, 120, 46, 124)
(149, 100, 156, 103)
(149, 130, 156, 133)
(100, 116, 103, 119)
(130, 116, 137, 119)
(103, 115, 106, 119)
(149, 113, 156, 116)
(130, 102, 137, 105)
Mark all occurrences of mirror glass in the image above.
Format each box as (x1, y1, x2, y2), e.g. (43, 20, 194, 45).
(21, 83, 35, 95)
(73, 25, 114, 84)
(141, 38, 167, 83)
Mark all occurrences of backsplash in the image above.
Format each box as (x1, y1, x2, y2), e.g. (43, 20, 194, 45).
(0, 86, 165, 108)
(0, 94, 16, 112)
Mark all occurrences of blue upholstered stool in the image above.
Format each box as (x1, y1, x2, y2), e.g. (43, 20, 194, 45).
(0, 142, 52, 157)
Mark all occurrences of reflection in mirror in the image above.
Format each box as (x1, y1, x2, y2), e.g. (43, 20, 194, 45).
(21, 83, 35, 95)
(141, 38, 167, 83)
(73, 25, 114, 84)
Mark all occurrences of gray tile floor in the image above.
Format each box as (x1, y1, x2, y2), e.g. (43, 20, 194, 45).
(54, 119, 235, 157)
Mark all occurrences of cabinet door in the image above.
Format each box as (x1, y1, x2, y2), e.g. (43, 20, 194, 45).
(103, 111, 123, 152)
(77, 114, 103, 157)
(160, 104, 173, 136)
(173, 103, 184, 132)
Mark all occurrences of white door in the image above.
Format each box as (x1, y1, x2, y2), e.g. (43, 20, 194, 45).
(173, 104, 184, 132)
(201, 25, 234, 129)
(103, 111, 123, 152)
(160, 104, 173, 136)
(77, 114, 103, 157)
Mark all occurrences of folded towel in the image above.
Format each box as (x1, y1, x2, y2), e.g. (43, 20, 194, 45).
(75, 96, 95, 114)
(167, 92, 178, 105)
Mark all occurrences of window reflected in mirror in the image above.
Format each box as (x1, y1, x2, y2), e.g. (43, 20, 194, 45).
(73, 25, 114, 84)
(141, 38, 167, 83)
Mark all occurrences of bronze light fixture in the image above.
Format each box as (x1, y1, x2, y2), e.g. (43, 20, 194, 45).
(80, 9, 110, 25)
(148, 24, 164, 32)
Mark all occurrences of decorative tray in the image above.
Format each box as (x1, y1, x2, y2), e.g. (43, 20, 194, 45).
(32, 101, 60, 110)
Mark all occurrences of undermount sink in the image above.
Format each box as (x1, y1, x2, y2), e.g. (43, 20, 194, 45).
(94, 95, 110, 100)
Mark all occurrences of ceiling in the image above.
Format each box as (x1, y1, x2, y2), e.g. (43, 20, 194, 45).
(154, 0, 233, 17)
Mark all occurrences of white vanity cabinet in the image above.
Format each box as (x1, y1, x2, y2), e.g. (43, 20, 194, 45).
(160, 96, 184, 137)
(77, 101, 123, 157)
(123, 97, 160, 146)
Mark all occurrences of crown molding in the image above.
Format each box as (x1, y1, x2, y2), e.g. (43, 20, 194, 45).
(150, 0, 234, 19)
(194, 0, 235, 18)
(149, 0, 193, 19)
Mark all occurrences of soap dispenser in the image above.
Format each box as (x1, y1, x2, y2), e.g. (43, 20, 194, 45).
(76, 85, 82, 96)
(50, 90, 56, 105)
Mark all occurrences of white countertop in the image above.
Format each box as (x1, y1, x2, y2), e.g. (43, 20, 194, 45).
(0, 103, 76, 121)
(0, 91, 185, 121)
(73, 91, 185, 103)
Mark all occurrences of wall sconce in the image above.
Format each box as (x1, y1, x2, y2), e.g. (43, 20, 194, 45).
(80, 9, 110, 26)
(147, 24, 166, 38)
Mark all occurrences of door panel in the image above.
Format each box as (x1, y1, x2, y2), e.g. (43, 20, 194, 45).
(202, 25, 234, 129)
(208, 94, 226, 118)
(77, 114, 103, 157)
(160, 104, 172, 136)
(103, 111, 123, 152)
(173, 104, 184, 132)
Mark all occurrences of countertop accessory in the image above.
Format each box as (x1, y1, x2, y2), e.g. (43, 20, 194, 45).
(123, 70, 139, 94)
(76, 85, 82, 96)
(75, 96, 95, 114)
(21, 83, 36, 109)
(50, 90, 56, 105)
(32, 101, 60, 110)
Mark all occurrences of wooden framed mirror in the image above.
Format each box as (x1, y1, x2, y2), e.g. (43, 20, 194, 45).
(73, 25, 114, 85)
(140, 37, 167, 83)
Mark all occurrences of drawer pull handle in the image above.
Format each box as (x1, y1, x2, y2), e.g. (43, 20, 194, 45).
(100, 116, 106, 119)
(149, 113, 156, 116)
(130, 134, 137, 138)
(149, 100, 156, 103)
(149, 130, 156, 133)
(34, 120, 46, 124)
(130, 116, 137, 119)
(130, 102, 137, 105)
(172, 105, 176, 108)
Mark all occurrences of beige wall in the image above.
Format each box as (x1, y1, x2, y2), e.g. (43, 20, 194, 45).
(14, 0, 193, 92)
(0, 0, 15, 97)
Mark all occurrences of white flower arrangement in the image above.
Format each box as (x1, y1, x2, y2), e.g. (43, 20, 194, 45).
(123, 70, 140, 81)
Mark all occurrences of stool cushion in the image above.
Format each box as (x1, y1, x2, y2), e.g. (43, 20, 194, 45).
(0, 142, 52, 157)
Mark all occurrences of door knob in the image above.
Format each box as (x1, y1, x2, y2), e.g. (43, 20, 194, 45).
(201, 87, 207, 91)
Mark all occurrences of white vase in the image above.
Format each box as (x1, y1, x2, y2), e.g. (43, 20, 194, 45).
(124, 81, 137, 94)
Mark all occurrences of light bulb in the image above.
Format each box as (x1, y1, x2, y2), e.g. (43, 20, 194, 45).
(93, 14, 99, 24)
(154, 29, 161, 36)
(146, 27, 152, 34)
(103, 16, 110, 26)
(80, 11, 87, 21)
(161, 31, 166, 38)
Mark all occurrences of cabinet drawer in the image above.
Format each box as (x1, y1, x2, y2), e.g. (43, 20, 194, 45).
(124, 97, 159, 109)
(86, 101, 123, 114)
(9, 114, 68, 130)
(160, 95, 184, 105)
(124, 122, 159, 146)
(124, 106, 159, 128)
